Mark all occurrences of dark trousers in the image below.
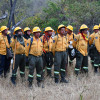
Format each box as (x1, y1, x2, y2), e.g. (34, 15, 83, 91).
(94, 48, 100, 72)
(28, 55, 43, 83)
(54, 51, 67, 79)
(43, 52, 53, 74)
(75, 50, 88, 74)
(11, 54, 25, 80)
(0, 54, 10, 76)
(89, 45, 95, 64)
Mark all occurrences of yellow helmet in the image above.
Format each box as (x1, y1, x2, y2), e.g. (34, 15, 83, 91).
(7, 31, 11, 35)
(99, 24, 100, 28)
(93, 25, 99, 30)
(0, 31, 2, 35)
(32, 27, 41, 33)
(57, 24, 66, 33)
(13, 27, 23, 35)
(44, 27, 53, 33)
(79, 24, 89, 31)
(1, 26, 8, 32)
(24, 27, 31, 32)
(67, 25, 73, 31)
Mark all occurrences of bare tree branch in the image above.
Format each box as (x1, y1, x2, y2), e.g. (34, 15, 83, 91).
(0, 12, 8, 20)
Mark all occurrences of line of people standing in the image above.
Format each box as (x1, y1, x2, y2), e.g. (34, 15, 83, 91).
(0, 24, 100, 88)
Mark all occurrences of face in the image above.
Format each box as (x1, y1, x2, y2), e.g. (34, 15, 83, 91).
(3, 29, 8, 35)
(59, 28, 65, 35)
(67, 29, 72, 34)
(94, 29, 99, 33)
(27, 30, 31, 35)
(18, 30, 22, 36)
(82, 29, 88, 34)
(34, 32, 40, 38)
(46, 30, 52, 37)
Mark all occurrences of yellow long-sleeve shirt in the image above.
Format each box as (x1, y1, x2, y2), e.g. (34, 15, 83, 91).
(89, 32, 95, 45)
(41, 35, 53, 52)
(10, 37, 25, 54)
(25, 36, 43, 57)
(94, 32, 100, 52)
(0, 35, 10, 55)
(52, 34, 67, 55)
(73, 33, 88, 56)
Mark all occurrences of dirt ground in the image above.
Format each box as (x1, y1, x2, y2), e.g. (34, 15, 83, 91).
(0, 58, 100, 100)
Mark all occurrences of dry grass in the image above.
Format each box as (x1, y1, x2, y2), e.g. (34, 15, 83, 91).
(0, 58, 100, 100)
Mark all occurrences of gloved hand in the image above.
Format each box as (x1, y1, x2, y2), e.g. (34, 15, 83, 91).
(69, 41, 73, 45)
(14, 34, 18, 39)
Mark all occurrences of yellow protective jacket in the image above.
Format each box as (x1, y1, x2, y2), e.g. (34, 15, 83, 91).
(41, 35, 53, 52)
(0, 35, 10, 55)
(72, 33, 88, 56)
(94, 32, 100, 52)
(10, 37, 26, 54)
(25, 36, 43, 57)
(66, 32, 75, 48)
(52, 34, 67, 55)
(89, 32, 95, 45)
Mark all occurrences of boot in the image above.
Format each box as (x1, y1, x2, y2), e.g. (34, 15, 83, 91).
(75, 70, 79, 76)
(11, 77, 16, 85)
(60, 78, 69, 83)
(28, 81, 32, 88)
(37, 81, 41, 87)
(55, 78, 59, 83)
(94, 67, 98, 73)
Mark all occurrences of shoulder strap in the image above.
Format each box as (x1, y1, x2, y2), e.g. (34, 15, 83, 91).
(3, 36, 7, 48)
(30, 37, 33, 46)
(29, 37, 33, 53)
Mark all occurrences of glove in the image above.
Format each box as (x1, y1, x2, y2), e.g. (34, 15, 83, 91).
(69, 41, 73, 45)
(14, 34, 18, 39)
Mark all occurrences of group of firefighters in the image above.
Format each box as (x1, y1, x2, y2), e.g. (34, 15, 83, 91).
(0, 24, 100, 87)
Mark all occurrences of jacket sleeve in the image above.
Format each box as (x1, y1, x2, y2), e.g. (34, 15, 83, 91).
(94, 35, 100, 52)
(52, 36, 57, 56)
(72, 34, 79, 48)
(10, 38, 16, 48)
(89, 34, 94, 45)
(25, 38, 31, 57)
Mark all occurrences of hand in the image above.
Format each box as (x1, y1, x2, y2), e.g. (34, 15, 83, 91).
(14, 34, 18, 39)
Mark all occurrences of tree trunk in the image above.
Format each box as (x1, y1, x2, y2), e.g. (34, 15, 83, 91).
(7, 0, 17, 29)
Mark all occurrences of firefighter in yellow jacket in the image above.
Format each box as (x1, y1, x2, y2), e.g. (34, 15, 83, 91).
(66, 25, 76, 65)
(52, 24, 68, 83)
(0, 26, 10, 77)
(25, 27, 43, 87)
(89, 25, 99, 68)
(73, 24, 89, 75)
(10, 27, 26, 85)
(41, 27, 53, 77)
(93, 30, 100, 73)
(23, 27, 32, 68)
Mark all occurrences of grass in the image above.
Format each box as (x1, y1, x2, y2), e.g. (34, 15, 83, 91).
(0, 58, 100, 100)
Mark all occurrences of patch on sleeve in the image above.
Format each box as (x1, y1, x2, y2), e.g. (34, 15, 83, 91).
(95, 37, 98, 39)
(53, 40, 55, 43)
(74, 38, 77, 41)
(89, 37, 91, 40)
(27, 43, 29, 46)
